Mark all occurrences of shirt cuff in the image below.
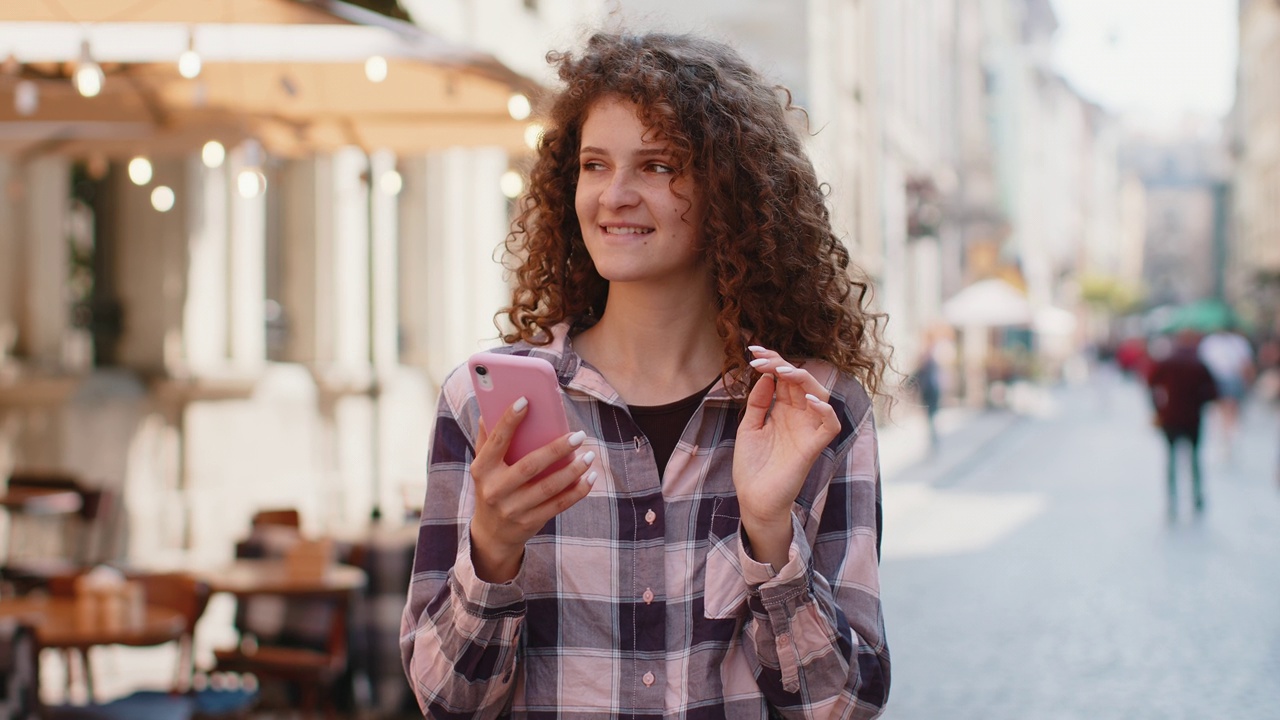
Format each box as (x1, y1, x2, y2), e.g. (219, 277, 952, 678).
(451, 526, 527, 618)
(737, 512, 808, 589)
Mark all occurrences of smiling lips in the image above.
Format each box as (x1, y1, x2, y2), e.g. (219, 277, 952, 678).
(602, 225, 654, 236)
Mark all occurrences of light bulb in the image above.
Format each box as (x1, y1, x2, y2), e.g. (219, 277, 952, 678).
(237, 170, 267, 198)
(128, 157, 153, 186)
(507, 93, 531, 121)
(201, 140, 225, 168)
(74, 40, 104, 98)
(178, 50, 202, 79)
(151, 186, 175, 212)
(523, 124, 543, 150)
(365, 56, 388, 83)
(379, 170, 403, 196)
(74, 62, 104, 98)
(499, 170, 523, 199)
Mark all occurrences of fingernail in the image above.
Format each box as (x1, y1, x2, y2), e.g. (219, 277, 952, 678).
(582, 450, 596, 466)
(584, 471, 598, 487)
(776, 366, 794, 374)
(512, 396, 528, 412)
(749, 358, 769, 368)
(568, 430, 587, 447)
(747, 345, 766, 353)
(805, 393, 821, 403)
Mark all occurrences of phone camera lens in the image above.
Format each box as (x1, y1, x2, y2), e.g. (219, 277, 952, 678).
(475, 365, 488, 376)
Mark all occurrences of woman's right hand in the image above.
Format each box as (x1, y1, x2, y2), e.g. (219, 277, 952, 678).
(468, 397, 597, 583)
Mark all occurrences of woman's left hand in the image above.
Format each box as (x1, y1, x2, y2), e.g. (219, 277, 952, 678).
(733, 346, 841, 568)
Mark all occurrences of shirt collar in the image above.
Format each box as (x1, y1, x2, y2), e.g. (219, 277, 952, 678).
(513, 321, 740, 405)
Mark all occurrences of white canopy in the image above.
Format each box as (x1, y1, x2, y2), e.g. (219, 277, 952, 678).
(942, 278, 1033, 327)
(0, 0, 539, 156)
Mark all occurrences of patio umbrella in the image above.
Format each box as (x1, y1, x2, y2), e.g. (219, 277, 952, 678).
(0, 0, 539, 157)
(941, 278, 1033, 327)
(1159, 299, 1246, 334)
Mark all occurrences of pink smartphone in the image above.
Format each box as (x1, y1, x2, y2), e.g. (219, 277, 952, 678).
(467, 351, 572, 479)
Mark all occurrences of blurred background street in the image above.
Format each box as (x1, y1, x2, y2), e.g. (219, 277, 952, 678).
(881, 369, 1280, 720)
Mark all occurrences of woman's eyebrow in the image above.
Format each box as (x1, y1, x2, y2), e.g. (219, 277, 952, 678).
(579, 146, 669, 157)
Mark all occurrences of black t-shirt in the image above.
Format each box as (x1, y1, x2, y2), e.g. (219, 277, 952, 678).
(629, 378, 719, 479)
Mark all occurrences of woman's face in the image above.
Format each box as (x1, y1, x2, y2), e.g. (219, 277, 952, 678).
(574, 96, 707, 290)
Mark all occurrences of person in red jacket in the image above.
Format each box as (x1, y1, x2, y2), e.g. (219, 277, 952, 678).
(1147, 329, 1219, 517)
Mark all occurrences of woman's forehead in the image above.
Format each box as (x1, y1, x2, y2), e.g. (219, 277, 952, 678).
(580, 98, 671, 148)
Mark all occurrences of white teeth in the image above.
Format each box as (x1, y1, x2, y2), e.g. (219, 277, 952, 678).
(603, 226, 652, 235)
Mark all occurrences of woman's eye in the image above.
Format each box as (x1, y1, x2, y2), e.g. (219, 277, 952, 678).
(649, 163, 674, 174)
(581, 160, 605, 171)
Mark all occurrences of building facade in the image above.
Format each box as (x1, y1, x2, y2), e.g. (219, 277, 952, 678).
(1233, 0, 1280, 336)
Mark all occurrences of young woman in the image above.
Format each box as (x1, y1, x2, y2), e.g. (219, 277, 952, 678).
(402, 31, 892, 718)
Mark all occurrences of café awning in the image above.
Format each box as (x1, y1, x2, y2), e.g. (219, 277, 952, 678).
(942, 278, 1033, 327)
(0, 0, 540, 157)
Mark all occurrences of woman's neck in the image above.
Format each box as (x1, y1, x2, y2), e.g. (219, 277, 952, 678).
(573, 282, 723, 405)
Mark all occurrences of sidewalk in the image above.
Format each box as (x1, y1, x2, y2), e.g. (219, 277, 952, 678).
(878, 399, 1029, 488)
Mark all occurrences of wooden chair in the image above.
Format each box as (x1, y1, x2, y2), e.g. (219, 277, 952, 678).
(1, 471, 111, 597)
(212, 541, 360, 719)
(249, 508, 300, 531)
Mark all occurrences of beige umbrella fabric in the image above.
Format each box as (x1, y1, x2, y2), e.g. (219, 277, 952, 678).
(0, 0, 539, 157)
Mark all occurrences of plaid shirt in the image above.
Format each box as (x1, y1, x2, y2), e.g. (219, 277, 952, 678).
(401, 326, 889, 719)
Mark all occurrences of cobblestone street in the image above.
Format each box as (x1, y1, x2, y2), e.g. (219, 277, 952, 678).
(879, 370, 1280, 720)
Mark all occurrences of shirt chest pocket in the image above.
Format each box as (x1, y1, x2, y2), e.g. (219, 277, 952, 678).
(702, 495, 750, 620)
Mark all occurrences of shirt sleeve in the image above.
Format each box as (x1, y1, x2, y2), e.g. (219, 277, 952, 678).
(734, 401, 891, 718)
(400, 380, 527, 719)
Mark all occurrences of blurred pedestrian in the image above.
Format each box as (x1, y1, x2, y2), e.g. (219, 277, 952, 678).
(911, 336, 942, 452)
(1148, 329, 1219, 516)
(1197, 322, 1255, 459)
(400, 30, 892, 718)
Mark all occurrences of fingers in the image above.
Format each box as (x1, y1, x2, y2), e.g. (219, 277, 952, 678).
(743, 373, 775, 430)
(473, 396, 528, 468)
(747, 346, 829, 401)
(804, 391, 842, 437)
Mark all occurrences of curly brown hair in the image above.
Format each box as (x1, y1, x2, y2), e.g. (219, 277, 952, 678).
(502, 31, 891, 398)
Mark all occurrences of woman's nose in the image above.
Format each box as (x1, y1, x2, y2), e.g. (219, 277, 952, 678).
(600, 171, 639, 208)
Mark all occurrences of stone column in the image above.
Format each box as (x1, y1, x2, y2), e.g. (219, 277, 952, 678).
(111, 158, 189, 374)
(396, 155, 431, 373)
(227, 145, 267, 372)
(182, 157, 231, 374)
(422, 147, 510, 385)
(18, 156, 72, 370)
(369, 150, 400, 371)
(0, 159, 16, 364)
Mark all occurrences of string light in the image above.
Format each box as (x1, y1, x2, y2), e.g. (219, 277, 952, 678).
(201, 140, 226, 168)
(237, 170, 267, 198)
(507, 93, 531, 121)
(524, 124, 543, 150)
(178, 39, 202, 79)
(379, 170, 403, 196)
(499, 170, 523, 199)
(74, 40, 104, 98)
(151, 186, 175, 212)
(365, 56, 388, 83)
(127, 157, 153, 186)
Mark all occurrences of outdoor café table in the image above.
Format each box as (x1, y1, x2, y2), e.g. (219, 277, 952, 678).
(197, 559, 366, 598)
(0, 595, 186, 700)
(197, 559, 367, 714)
(0, 486, 82, 516)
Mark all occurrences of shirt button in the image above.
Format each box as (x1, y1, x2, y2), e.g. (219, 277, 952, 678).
(645, 509, 656, 525)
(642, 671, 655, 687)
(642, 588, 654, 604)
